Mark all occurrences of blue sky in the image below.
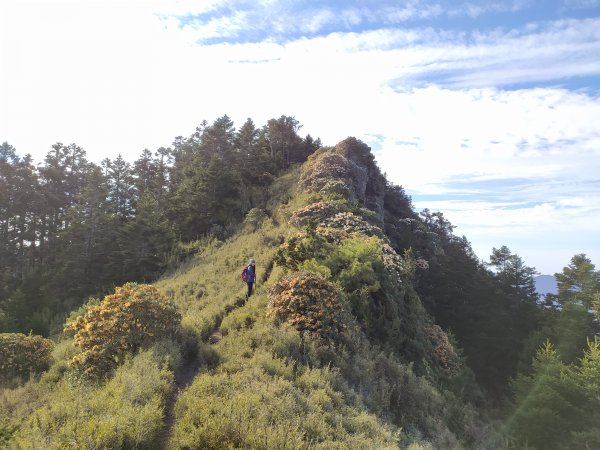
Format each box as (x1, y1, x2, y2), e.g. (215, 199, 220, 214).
(1, 0, 599, 274)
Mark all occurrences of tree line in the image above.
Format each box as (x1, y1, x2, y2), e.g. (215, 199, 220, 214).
(384, 203, 600, 401)
(0, 115, 320, 336)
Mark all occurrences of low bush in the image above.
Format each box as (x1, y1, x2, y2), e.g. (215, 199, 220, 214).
(268, 271, 347, 341)
(168, 366, 399, 450)
(0, 333, 54, 383)
(64, 283, 181, 379)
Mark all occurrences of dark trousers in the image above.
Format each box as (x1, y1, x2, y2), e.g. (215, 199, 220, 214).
(246, 281, 254, 299)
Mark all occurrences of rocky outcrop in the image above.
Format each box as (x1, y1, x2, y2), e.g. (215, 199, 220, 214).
(299, 137, 386, 223)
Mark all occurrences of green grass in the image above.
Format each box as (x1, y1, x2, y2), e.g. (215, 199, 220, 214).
(0, 162, 488, 450)
(6, 351, 171, 449)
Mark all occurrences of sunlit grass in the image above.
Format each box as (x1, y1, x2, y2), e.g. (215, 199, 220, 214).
(0, 160, 491, 449)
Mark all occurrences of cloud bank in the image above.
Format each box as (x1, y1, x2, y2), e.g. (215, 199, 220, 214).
(1, 0, 598, 273)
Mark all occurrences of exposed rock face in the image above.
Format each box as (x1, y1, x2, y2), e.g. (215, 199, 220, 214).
(333, 138, 386, 222)
(299, 137, 386, 223)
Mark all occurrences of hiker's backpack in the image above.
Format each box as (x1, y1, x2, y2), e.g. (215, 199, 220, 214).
(241, 266, 249, 282)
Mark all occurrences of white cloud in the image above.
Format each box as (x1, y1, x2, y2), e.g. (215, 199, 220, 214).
(160, 0, 533, 42)
(375, 87, 600, 190)
(0, 0, 598, 273)
(563, 0, 600, 8)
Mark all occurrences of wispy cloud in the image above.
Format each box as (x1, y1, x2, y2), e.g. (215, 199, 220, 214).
(165, 12, 600, 88)
(169, 0, 532, 43)
(400, 18, 600, 88)
(1, 0, 598, 272)
(562, 0, 600, 9)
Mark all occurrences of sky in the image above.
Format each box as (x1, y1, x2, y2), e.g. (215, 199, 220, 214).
(1, 0, 599, 275)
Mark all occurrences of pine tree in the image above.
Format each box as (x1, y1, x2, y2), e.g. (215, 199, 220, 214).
(120, 193, 175, 282)
(555, 254, 600, 308)
(510, 341, 579, 450)
(570, 338, 600, 448)
(132, 149, 158, 202)
(106, 155, 134, 221)
(266, 115, 304, 170)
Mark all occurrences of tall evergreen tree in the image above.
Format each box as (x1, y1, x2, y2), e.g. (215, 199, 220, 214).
(554, 253, 600, 308)
(265, 115, 304, 170)
(489, 246, 539, 301)
(132, 149, 158, 202)
(509, 341, 579, 450)
(106, 155, 134, 221)
(120, 193, 175, 282)
(154, 146, 172, 208)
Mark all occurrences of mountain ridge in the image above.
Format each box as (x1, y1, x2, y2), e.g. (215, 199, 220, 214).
(534, 274, 558, 297)
(1, 137, 526, 449)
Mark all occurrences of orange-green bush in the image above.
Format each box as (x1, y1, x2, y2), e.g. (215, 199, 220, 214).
(274, 227, 332, 270)
(289, 201, 342, 228)
(267, 271, 346, 340)
(426, 325, 461, 376)
(64, 283, 181, 378)
(0, 333, 54, 382)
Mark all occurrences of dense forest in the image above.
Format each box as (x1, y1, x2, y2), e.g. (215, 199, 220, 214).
(0, 115, 319, 335)
(1, 116, 599, 449)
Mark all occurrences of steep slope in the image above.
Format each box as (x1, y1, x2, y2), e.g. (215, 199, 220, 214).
(1, 138, 494, 449)
(157, 138, 489, 449)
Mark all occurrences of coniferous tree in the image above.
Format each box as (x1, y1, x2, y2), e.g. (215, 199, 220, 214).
(554, 253, 600, 308)
(510, 337, 600, 449)
(236, 118, 264, 184)
(509, 341, 579, 450)
(265, 115, 304, 170)
(53, 166, 113, 297)
(168, 152, 213, 240)
(120, 193, 175, 282)
(106, 154, 134, 221)
(154, 146, 172, 208)
(531, 254, 600, 363)
(569, 338, 600, 447)
(0, 144, 39, 284)
(132, 149, 158, 202)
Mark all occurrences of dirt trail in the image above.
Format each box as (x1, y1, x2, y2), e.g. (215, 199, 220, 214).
(159, 296, 245, 447)
(158, 357, 201, 448)
(160, 258, 274, 447)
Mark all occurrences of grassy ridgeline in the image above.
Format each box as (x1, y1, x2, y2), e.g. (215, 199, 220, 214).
(1, 159, 490, 449)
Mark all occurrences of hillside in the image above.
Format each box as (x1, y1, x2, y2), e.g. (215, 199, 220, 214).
(151, 138, 490, 448)
(2, 137, 599, 449)
(0, 138, 492, 449)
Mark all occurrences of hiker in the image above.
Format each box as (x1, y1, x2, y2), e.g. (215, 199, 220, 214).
(242, 258, 257, 300)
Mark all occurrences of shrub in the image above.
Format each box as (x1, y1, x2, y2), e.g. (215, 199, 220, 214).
(168, 367, 399, 450)
(322, 211, 385, 239)
(64, 283, 181, 379)
(267, 271, 346, 341)
(0, 333, 54, 383)
(426, 325, 461, 376)
(289, 201, 342, 228)
(274, 227, 333, 271)
(243, 207, 268, 230)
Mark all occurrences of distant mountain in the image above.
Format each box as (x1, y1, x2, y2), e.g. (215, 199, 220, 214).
(535, 275, 558, 297)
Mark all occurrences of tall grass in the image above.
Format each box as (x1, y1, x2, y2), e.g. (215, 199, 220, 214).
(1, 163, 487, 449)
(6, 351, 171, 449)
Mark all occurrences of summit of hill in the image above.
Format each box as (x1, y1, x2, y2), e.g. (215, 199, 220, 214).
(2, 118, 599, 450)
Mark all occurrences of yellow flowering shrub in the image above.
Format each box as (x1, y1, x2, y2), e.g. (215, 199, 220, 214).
(427, 325, 461, 375)
(64, 283, 181, 379)
(267, 272, 346, 340)
(0, 333, 54, 382)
